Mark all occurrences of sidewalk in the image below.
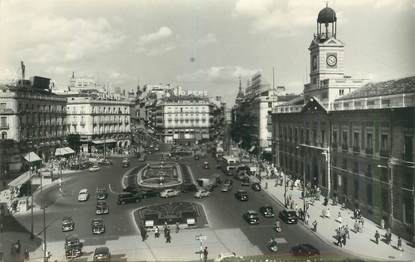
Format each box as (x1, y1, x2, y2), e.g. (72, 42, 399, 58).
(260, 177, 415, 261)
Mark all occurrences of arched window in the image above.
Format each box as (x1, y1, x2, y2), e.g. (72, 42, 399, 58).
(1, 132, 7, 139)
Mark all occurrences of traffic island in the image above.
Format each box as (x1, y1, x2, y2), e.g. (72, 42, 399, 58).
(133, 201, 208, 231)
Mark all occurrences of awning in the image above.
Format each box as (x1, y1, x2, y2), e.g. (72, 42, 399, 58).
(92, 139, 117, 145)
(23, 152, 42, 163)
(55, 147, 75, 156)
(8, 172, 32, 187)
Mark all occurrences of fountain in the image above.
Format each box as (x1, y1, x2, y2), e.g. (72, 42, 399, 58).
(137, 161, 183, 189)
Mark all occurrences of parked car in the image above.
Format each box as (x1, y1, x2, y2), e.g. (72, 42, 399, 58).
(234, 190, 248, 201)
(93, 247, 111, 262)
(221, 184, 232, 192)
(78, 189, 89, 202)
(96, 200, 109, 215)
(203, 161, 209, 169)
(243, 210, 260, 225)
(91, 217, 105, 234)
(194, 189, 210, 198)
(259, 205, 275, 218)
(251, 182, 261, 191)
(290, 244, 320, 258)
(121, 158, 130, 168)
(241, 176, 250, 186)
(160, 189, 180, 198)
(89, 165, 101, 172)
(96, 187, 108, 200)
(62, 216, 75, 232)
(279, 209, 298, 224)
(117, 192, 141, 205)
(140, 189, 160, 199)
(65, 235, 82, 259)
(180, 183, 198, 193)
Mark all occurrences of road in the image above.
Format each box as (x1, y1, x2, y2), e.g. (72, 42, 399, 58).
(12, 142, 353, 261)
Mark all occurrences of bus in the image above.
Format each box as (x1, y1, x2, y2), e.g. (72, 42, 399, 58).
(219, 155, 240, 175)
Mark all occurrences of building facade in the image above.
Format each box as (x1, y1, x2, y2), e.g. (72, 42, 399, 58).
(64, 94, 132, 153)
(156, 96, 211, 143)
(0, 77, 67, 173)
(271, 6, 415, 241)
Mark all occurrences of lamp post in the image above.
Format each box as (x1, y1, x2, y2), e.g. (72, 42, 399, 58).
(29, 166, 34, 240)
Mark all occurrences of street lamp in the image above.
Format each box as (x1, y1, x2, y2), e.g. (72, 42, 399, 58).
(29, 166, 34, 240)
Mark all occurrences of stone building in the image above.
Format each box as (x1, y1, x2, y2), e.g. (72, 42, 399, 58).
(271, 5, 415, 240)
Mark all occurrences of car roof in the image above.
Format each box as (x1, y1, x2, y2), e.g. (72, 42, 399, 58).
(92, 217, 104, 222)
(95, 247, 109, 253)
(300, 243, 317, 250)
(79, 189, 88, 193)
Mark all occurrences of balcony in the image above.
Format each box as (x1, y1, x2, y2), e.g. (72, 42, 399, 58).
(352, 146, 360, 154)
(341, 144, 348, 151)
(380, 149, 390, 157)
(0, 123, 9, 130)
(365, 148, 373, 155)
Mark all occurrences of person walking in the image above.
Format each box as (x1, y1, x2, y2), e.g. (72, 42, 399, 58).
(24, 249, 30, 262)
(312, 220, 317, 232)
(342, 234, 347, 246)
(166, 231, 171, 243)
(374, 230, 380, 244)
(345, 225, 350, 239)
(305, 213, 310, 225)
(203, 246, 208, 262)
(154, 226, 160, 238)
(397, 236, 403, 251)
(175, 222, 180, 233)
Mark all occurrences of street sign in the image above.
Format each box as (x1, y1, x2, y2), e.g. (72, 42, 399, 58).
(195, 234, 207, 241)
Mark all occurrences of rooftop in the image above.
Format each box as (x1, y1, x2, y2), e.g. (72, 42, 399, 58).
(336, 76, 415, 101)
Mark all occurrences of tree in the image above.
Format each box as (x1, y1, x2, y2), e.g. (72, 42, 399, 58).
(66, 134, 81, 153)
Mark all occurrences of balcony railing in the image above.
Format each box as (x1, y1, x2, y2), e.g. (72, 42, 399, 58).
(80, 121, 86, 126)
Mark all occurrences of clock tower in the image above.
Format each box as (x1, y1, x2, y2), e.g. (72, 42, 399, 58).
(306, 5, 345, 99)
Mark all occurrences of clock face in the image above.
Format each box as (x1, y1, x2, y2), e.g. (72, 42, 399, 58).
(326, 55, 337, 67)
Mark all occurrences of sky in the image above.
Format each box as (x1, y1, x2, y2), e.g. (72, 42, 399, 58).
(0, 0, 414, 106)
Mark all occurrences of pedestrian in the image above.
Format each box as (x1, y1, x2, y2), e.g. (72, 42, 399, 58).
(337, 233, 343, 247)
(345, 225, 350, 239)
(140, 226, 147, 241)
(305, 213, 310, 225)
(374, 230, 380, 244)
(166, 232, 171, 243)
(342, 234, 347, 246)
(380, 218, 385, 229)
(24, 249, 29, 261)
(397, 236, 403, 251)
(337, 212, 343, 224)
(175, 222, 180, 233)
(326, 207, 331, 218)
(203, 246, 208, 262)
(312, 220, 317, 232)
(155, 226, 160, 238)
(15, 240, 21, 254)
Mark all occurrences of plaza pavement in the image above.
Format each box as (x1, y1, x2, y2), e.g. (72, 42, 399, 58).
(260, 177, 415, 262)
(5, 227, 262, 261)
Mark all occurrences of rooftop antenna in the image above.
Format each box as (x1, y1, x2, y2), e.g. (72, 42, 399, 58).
(20, 61, 25, 81)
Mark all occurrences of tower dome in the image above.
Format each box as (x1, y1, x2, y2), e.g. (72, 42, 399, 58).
(317, 6, 337, 24)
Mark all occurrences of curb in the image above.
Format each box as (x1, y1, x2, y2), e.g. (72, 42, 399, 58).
(260, 181, 396, 262)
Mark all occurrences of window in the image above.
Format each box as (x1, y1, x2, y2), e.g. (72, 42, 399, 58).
(366, 184, 372, 205)
(0, 103, 6, 109)
(367, 164, 372, 178)
(321, 130, 325, 147)
(342, 131, 348, 150)
(332, 131, 338, 147)
(354, 178, 359, 199)
(380, 134, 389, 156)
(366, 133, 373, 153)
(339, 89, 344, 95)
(312, 129, 317, 146)
(306, 129, 310, 144)
(404, 135, 413, 161)
(300, 129, 304, 144)
(294, 128, 298, 142)
(353, 132, 360, 152)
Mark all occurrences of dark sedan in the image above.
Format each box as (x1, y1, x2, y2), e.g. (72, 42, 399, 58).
(251, 182, 261, 191)
(94, 247, 111, 262)
(243, 210, 260, 225)
(279, 209, 298, 224)
(290, 244, 320, 258)
(259, 206, 275, 218)
(234, 190, 248, 201)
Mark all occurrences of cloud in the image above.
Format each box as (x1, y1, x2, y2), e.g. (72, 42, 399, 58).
(197, 33, 218, 46)
(138, 26, 173, 45)
(177, 66, 259, 84)
(233, 0, 411, 32)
